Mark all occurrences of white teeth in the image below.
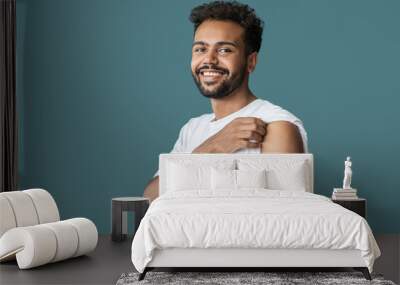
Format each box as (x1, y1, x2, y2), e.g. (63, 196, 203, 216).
(203, 71, 222, 76)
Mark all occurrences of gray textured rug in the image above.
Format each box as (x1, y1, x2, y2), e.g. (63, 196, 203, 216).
(116, 271, 396, 285)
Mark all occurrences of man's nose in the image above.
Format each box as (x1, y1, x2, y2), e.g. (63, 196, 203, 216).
(203, 49, 218, 65)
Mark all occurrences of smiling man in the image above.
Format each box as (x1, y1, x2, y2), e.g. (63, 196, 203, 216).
(144, 1, 308, 202)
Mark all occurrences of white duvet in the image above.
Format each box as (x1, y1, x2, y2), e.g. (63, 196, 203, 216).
(131, 190, 380, 273)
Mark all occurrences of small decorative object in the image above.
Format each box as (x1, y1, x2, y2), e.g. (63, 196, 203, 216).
(332, 156, 358, 200)
(342, 156, 353, 189)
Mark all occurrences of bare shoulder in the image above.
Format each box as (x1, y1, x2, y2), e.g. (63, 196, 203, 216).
(262, 121, 304, 153)
(266, 121, 300, 135)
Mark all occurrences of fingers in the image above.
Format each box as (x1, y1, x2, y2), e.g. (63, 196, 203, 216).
(247, 141, 261, 148)
(239, 123, 266, 136)
(237, 121, 267, 137)
(215, 117, 267, 152)
(235, 117, 266, 134)
(238, 139, 262, 149)
(237, 130, 264, 142)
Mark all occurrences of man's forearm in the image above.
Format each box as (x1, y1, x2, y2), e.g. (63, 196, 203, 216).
(192, 142, 219, 153)
(143, 176, 159, 203)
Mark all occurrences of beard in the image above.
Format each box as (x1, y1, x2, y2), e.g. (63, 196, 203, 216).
(192, 63, 247, 99)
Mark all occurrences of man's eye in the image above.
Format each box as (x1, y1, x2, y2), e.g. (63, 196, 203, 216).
(194, 47, 206, 53)
(219, 48, 232, 54)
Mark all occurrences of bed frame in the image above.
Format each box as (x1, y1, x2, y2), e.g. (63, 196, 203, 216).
(140, 248, 371, 280)
(139, 154, 372, 281)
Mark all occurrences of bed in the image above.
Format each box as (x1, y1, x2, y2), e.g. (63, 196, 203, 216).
(131, 153, 380, 281)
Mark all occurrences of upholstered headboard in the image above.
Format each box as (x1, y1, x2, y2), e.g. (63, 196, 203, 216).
(159, 153, 314, 195)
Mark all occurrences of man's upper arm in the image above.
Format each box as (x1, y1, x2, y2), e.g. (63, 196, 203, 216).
(261, 121, 304, 153)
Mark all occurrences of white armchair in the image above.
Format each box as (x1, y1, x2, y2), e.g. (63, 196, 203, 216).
(0, 188, 98, 269)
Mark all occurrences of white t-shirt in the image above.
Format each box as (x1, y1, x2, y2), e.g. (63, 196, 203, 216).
(153, 98, 308, 177)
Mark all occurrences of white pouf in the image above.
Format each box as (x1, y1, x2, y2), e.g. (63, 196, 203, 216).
(0, 189, 98, 269)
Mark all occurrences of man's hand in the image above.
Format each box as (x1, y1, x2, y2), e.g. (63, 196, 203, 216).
(193, 117, 267, 153)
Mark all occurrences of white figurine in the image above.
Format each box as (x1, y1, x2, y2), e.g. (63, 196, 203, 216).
(342, 156, 353, 189)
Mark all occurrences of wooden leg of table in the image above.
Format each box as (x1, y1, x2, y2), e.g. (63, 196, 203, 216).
(122, 211, 127, 239)
(112, 201, 123, 241)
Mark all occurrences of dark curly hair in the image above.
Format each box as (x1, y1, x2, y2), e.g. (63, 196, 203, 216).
(189, 1, 264, 56)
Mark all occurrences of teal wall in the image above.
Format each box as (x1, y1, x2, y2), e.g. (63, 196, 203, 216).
(16, 0, 400, 234)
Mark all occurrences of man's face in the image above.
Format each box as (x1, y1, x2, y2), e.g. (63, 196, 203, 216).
(191, 20, 248, 99)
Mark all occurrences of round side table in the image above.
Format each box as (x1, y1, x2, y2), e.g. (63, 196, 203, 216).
(111, 197, 149, 242)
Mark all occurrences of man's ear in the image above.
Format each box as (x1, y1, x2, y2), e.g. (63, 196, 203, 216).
(247, 52, 258, 73)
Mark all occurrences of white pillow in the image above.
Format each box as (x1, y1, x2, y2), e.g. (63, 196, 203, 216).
(211, 168, 236, 190)
(166, 162, 209, 191)
(211, 168, 268, 190)
(166, 160, 235, 191)
(266, 164, 307, 191)
(236, 169, 267, 188)
(237, 159, 309, 191)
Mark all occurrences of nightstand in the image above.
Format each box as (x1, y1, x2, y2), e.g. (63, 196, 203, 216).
(111, 197, 149, 242)
(332, 198, 366, 218)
